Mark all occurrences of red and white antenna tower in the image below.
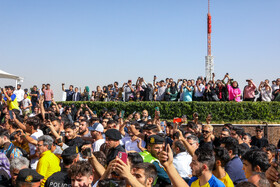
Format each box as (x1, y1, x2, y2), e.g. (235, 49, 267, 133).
(205, 0, 214, 81)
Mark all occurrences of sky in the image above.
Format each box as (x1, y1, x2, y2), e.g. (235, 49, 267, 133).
(0, 0, 279, 100)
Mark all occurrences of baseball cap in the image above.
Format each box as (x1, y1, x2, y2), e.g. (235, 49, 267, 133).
(88, 123, 104, 133)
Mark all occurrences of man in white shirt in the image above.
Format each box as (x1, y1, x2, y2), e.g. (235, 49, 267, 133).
(193, 77, 205, 101)
(172, 139, 192, 181)
(21, 94, 32, 115)
(13, 84, 25, 106)
(89, 123, 105, 152)
(122, 122, 146, 152)
(25, 117, 44, 169)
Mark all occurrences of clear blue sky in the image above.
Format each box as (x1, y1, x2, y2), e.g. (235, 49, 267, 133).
(0, 1, 279, 100)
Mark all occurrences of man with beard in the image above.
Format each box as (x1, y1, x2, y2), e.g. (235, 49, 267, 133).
(199, 124, 214, 150)
(64, 123, 84, 150)
(105, 129, 125, 165)
(89, 123, 105, 152)
(139, 135, 171, 186)
(188, 147, 225, 187)
(79, 120, 91, 138)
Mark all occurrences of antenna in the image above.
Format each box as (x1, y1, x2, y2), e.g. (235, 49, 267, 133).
(205, 0, 214, 82)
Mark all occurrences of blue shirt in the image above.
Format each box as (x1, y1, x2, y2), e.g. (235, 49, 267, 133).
(225, 156, 247, 185)
(189, 175, 225, 187)
(183, 86, 194, 101)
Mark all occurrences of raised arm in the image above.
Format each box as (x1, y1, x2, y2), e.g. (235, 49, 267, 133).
(62, 83, 65, 91)
(158, 144, 189, 187)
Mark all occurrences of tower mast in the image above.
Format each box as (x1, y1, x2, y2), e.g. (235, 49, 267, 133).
(205, 0, 214, 82)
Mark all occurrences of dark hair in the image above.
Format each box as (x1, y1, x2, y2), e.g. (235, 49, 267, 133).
(256, 125, 264, 130)
(131, 122, 141, 130)
(107, 120, 116, 126)
(8, 120, 18, 129)
(221, 128, 230, 133)
(187, 121, 197, 130)
(128, 152, 143, 168)
(80, 120, 90, 127)
(64, 123, 76, 130)
(26, 117, 40, 130)
(236, 181, 257, 187)
(62, 154, 77, 166)
(220, 137, 239, 155)
(265, 144, 277, 154)
(92, 151, 106, 167)
(68, 161, 93, 178)
(232, 126, 245, 137)
(174, 140, 186, 152)
(237, 144, 249, 158)
(242, 149, 270, 172)
(133, 163, 157, 183)
(243, 133, 252, 140)
(195, 147, 215, 171)
(114, 81, 119, 86)
(90, 117, 100, 123)
(223, 123, 233, 130)
(214, 147, 230, 168)
(0, 129, 10, 140)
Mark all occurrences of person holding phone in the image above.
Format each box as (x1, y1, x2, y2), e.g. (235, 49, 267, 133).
(105, 129, 125, 165)
(2, 86, 20, 118)
(139, 135, 171, 186)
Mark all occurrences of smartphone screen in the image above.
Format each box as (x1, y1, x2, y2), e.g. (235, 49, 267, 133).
(9, 110, 14, 120)
(121, 110, 125, 118)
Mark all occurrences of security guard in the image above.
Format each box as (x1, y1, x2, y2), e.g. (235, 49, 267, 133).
(44, 146, 79, 187)
(105, 129, 125, 165)
(139, 135, 171, 187)
(16, 168, 44, 187)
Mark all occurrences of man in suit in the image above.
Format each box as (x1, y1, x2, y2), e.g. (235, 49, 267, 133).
(72, 87, 82, 101)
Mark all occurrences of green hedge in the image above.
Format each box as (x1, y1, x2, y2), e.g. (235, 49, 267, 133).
(58, 101, 280, 122)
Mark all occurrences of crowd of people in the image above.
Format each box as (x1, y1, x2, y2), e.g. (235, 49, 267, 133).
(59, 74, 280, 102)
(0, 74, 280, 187)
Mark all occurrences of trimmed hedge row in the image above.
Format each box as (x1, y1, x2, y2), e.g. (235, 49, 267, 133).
(58, 101, 280, 122)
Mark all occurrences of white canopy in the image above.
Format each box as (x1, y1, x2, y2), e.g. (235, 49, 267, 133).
(0, 69, 24, 85)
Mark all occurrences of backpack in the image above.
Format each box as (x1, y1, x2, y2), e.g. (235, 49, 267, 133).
(6, 144, 29, 159)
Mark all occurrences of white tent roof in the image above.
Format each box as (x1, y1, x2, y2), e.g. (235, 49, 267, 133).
(0, 69, 24, 82)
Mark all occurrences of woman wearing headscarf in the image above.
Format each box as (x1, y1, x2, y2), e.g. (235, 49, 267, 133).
(81, 86, 90, 101)
(165, 82, 178, 101)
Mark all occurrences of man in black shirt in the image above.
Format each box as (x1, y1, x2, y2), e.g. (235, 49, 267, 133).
(45, 146, 79, 187)
(251, 126, 268, 149)
(29, 85, 39, 112)
(62, 84, 74, 101)
(64, 123, 84, 150)
(105, 129, 125, 165)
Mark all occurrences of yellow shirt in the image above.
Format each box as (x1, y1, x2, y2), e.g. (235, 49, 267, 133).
(36, 150, 61, 187)
(4, 94, 19, 110)
(218, 172, 234, 187)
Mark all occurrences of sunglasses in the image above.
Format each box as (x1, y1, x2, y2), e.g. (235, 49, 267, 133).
(256, 130, 263, 132)
(202, 130, 210, 134)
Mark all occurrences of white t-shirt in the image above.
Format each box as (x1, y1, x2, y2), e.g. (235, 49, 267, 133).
(121, 136, 146, 153)
(194, 84, 205, 97)
(14, 89, 25, 102)
(29, 129, 44, 169)
(173, 151, 192, 178)
(92, 139, 105, 152)
(22, 98, 31, 111)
